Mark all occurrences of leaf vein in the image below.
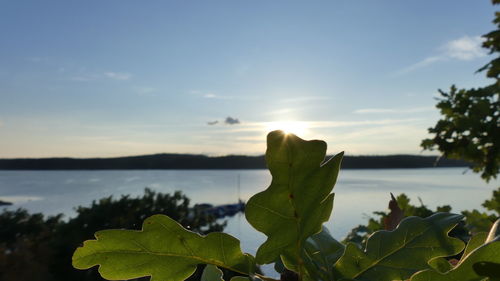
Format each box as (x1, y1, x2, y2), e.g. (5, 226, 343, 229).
(352, 225, 433, 278)
(246, 201, 295, 220)
(75, 250, 246, 275)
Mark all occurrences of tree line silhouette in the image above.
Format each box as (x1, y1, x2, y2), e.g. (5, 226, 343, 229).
(0, 153, 469, 170)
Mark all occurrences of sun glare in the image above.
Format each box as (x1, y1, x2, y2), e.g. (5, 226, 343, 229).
(265, 121, 309, 136)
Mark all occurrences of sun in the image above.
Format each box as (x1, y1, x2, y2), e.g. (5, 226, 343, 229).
(265, 121, 309, 136)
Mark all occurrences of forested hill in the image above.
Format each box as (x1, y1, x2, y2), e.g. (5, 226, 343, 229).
(0, 154, 470, 170)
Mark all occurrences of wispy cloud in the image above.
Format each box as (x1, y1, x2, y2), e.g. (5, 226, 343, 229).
(190, 90, 262, 101)
(204, 93, 219, 99)
(397, 35, 487, 74)
(70, 75, 98, 82)
(25, 57, 49, 63)
(353, 106, 433, 114)
(282, 96, 331, 103)
(327, 123, 429, 155)
(190, 90, 229, 99)
(266, 108, 296, 116)
(70, 71, 132, 82)
(308, 118, 423, 128)
(219, 118, 423, 134)
(398, 56, 444, 74)
(203, 117, 427, 155)
(443, 36, 486, 60)
(203, 93, 233, 100)
(104, 72, 132, 80)
(207, 120, 219, 125)
(135, 87, 156, 96)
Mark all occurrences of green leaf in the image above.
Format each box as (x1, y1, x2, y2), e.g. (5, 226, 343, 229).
(410, 241, 500, 281)
(72, 214, 255, 281)
(305, 226, 344, 265)
(462, 232, 488, 260)
(485, 218, 500, 243)
(301, 226, 345, 280)
(333, 213, 465, 281)
(245, 131, 343, 267)
(200, 265, 260, 281)
(428, 257, 453, 273)
(473, 261, 500, 279)
(201, 265, 223, 281)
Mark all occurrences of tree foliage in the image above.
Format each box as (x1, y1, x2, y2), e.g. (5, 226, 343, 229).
(0, 209, 62, 281)
(0, 189, 225, 281)
(421, 0, 500, 182)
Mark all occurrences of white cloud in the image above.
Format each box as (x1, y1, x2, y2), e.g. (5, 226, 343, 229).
(397, 35, 487, 74)
(104, 72, 132, 80)
(204, 93, 217, 98)
(353, 106, 433, 114)
(398, 56, 444, 74)
(443, 36, 487, 60)
(196, 91, 231, 100)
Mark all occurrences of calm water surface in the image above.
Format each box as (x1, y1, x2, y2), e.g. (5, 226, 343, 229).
(0, 168, 497, 258)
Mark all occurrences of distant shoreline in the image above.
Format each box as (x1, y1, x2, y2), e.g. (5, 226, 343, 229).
(0, 154, 470, 170)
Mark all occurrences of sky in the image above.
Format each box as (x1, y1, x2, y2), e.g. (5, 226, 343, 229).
(0, 0, 496, 158)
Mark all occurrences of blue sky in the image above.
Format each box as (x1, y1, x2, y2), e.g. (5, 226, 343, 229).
(0, 0, 496, 157)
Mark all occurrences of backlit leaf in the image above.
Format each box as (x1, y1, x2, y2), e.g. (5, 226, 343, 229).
(72, 214, 255, 281)
(428, 257, 453, 273)
(462, 232, 488, 260)
(411, 219, 500, 281)
(302, 226, 345, 281)
(333, 213, 465, 281)
(201, 265, 223, 281)
(410, 242, 500, 281)
(245, 131, 343, 267)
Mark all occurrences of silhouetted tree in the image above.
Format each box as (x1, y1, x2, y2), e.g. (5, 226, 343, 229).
(422, 0, 500, 182)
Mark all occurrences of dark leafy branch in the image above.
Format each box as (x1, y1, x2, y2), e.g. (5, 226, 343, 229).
(422, 0, 500, 182)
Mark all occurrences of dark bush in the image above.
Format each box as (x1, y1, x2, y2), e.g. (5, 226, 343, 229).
(0, 189, 225, 281)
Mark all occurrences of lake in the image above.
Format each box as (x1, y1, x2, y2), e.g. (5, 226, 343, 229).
(0, 168, 497, 258)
